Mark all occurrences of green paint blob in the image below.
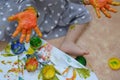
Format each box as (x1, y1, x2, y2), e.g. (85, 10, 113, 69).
(76, 68, 90, 79)
(30, 36, 42, 50)
(76, 56, 87, 66)
(5, 45, 11, 53)
(1, 53, 14, 57)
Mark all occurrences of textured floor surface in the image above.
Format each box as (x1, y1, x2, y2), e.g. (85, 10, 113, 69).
(0, 1, 120, 80)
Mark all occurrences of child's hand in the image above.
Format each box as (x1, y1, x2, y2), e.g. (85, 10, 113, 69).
(84, 0, 120, 18)
(8, 6, 42, 43)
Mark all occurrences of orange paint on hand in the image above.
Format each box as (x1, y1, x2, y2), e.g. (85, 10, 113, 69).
(8, 6, 42, 43)
(85, 0, 120, 18)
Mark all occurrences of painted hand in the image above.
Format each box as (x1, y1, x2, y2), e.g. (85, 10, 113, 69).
(8, 6, 42, 43)
(84, 0, 120, 18)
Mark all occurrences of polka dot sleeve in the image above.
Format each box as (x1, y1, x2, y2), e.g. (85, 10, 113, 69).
(58, 2, 91, 26)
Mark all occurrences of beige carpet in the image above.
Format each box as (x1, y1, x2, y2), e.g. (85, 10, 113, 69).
(0, 2, 120, 80)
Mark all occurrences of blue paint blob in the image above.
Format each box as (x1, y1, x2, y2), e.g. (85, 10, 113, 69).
(11, 40, 25, 55)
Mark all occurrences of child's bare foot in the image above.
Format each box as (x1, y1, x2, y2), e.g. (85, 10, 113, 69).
(60, 41, 89, 56)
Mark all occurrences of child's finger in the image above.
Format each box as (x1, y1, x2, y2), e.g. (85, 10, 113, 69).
(20, 29, 26, 43)
(12, 25, 22, 37)
(26, 29, 32, 43)
(101, 7, 111, 18)
(105, 4, 117, 13)
(34, 26, 42, 37)
(94, 7, 101, 18)
(111, 1, 120, 6)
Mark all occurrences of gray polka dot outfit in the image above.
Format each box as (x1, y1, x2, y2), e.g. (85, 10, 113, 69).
(0, 0, 91, 42)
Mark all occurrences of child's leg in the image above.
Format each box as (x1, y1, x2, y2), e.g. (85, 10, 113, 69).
(60, 23, 89, 57)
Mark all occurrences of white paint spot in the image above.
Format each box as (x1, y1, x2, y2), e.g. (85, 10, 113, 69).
(25, 4, 32, 7)
(0, 12, 3, 15)
(70, 6, 74, 9)
(48, 3, 52, 6)
(57, 13, 60, 16)
(5, 3, 9, 6)
(78, 8, 82, 11)
(51, 26, 54, 29)
(49, 15, 52, 18)
(7, 5, 10, 8)
(44, 7, 47, 11)
(7, 27, 10, 31)
(18, 6, 22, 11)
(44, 34, 48, 37)
(45, 20, 48, 24)
(59, 29, 63, 31)
(40, 27, 43, 31)
(9, 8, 13, 11)
(61, 5, 64, 9)
(32, 31, 35, 35)
(38, 11, 41, 15)
(2, 17, 6, 21)
(54, 20, 58, 24)
(82, 16, 85, 19)
(39, 0, 43, 1)
(51, 10, 54, 13)
(0, 31, 2, 35)
(55, 34, 59, 37)
(69, 15, 72, 18)
(74, 20, 78, 24)
(15, 24, 18, 27)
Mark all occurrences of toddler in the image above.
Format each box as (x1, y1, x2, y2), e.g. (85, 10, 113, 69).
(0, 0, 91, 56)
